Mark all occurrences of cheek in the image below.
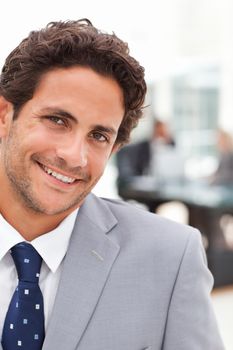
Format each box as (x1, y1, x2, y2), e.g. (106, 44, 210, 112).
(23, 131, 56, 154)
(20, 120, 56, 144)
(88, 150, 110, 175)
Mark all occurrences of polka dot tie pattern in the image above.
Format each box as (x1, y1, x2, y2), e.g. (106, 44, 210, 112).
(1, 243, 45, 349)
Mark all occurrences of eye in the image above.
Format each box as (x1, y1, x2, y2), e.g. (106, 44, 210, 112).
(48, 116, 65, 126)
(91, 132, 108, 143)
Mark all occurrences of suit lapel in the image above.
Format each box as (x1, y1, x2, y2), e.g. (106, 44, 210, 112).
(42, 194, 120, 350)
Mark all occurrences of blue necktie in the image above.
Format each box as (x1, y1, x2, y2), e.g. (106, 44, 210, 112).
(2, 242, 45, 349)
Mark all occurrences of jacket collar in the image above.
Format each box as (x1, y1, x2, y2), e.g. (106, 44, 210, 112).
(42, 193, 120, 350)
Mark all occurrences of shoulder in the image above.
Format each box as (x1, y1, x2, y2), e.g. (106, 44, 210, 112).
(82, 193, 203, 267)
(101, 196, 201, 253)
(102, 196, 192, 231)
(98, 197, 208, 293)
(83, 194, 209, 301)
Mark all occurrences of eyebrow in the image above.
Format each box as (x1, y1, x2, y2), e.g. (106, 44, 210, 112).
(39, 107, 118, 135)
(92, 125, 117, 136)
(39, 107, 77, 122)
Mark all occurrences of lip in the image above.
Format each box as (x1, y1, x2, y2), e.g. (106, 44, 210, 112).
(36, 161, 82, 190)
(38, 161, 77, 180)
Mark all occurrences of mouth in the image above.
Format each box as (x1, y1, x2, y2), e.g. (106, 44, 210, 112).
(38, 162, 77, 185)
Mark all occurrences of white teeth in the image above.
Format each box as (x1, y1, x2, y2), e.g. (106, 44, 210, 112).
(43, 166, 76, 184)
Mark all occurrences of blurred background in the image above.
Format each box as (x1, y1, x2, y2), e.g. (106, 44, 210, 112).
(1, 0, 233, 347)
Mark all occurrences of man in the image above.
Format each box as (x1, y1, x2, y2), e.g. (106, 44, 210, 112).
(0, 19, 224, 349)
(116, 119, 176, 179)
(211, 128, 233, 186)
(188, 129, 233, 286)
(115, 119, 182, 209)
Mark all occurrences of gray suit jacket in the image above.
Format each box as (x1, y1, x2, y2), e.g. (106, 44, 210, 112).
(2, 193, 224, 349)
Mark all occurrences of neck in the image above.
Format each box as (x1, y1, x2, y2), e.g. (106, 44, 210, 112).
(0, 201, 69, 241)
(0, 184, 72, 240)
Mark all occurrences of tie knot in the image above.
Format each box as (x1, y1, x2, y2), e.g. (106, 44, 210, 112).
(11, 242, 42, 283)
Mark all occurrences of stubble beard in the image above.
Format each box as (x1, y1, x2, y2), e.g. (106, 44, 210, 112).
(4, 161, 99, 215)
(3, 142, 99, 216)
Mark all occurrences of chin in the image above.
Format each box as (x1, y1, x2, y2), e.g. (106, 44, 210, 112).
(24, 196, 79, 216)
(38, 202, 79, 216)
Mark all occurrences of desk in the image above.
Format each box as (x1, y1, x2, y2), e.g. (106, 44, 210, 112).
(118, 176, 233, 287)
(118, 176, 233, 211)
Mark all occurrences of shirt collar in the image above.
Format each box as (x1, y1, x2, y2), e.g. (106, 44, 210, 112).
(0, 216, 24, 260)
(0, 209, 79, 273)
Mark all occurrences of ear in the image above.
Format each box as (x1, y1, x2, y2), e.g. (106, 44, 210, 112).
(0, 96, 14, 137)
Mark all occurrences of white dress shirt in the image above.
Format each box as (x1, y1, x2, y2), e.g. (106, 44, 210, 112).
(0, 209, 78, 337)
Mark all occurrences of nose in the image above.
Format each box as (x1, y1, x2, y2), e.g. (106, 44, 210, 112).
(56, 135, 88, 168)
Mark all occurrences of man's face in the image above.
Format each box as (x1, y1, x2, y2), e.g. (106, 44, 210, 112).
(0, 66, 124, 216)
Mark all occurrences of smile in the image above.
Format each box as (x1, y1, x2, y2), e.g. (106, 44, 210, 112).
(41, 165, 76, 184)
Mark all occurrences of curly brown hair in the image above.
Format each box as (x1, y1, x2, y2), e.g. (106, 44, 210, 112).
(0, 19, 146, 145)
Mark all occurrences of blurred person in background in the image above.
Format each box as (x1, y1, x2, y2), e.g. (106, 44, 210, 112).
(210, 128, 233, 186)
(0, 19, 224, 350)
(116, 119, 176, 181)
(189, 128, 233, 251)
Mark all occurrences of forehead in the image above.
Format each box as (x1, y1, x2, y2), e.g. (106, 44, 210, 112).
(31, 66, 124, 120)
(36, 66, 123, 102)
